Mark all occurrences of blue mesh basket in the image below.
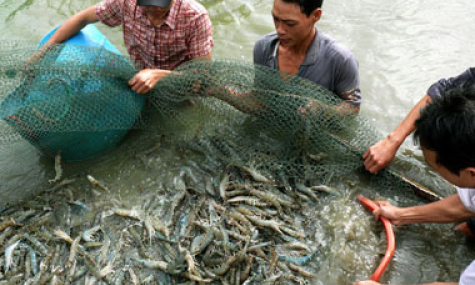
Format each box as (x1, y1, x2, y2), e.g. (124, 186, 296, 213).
(1, 25, 145, 161)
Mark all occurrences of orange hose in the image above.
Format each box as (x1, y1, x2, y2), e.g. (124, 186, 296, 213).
(356, 194, 396, 282)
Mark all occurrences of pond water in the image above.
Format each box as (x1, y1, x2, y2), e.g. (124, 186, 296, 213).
(1, 0, 475, 284)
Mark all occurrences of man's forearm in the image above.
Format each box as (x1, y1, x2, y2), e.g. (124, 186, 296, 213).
(397, 194, 475, 225)
(386, 94, 432, 147)
(45, 5, 99, 46)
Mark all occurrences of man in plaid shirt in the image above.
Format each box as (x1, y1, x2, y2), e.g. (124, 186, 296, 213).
(44, 0, 213, 94)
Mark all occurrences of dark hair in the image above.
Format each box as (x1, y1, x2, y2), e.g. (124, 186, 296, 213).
(281, 0, 323, 16)
(414, 83, 475, 175)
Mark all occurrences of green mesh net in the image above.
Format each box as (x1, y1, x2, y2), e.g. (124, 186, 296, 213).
(0, 43, 456, 284)
(0, 43, 448, 199)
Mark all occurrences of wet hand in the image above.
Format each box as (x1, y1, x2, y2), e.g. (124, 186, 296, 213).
(353, 281, 383, 285)
(372, 200, 404, 225)
(128, 69, 171, 94)
(363, 137, 400, 174)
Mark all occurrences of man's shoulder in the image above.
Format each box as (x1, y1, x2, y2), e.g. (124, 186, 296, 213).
(254, 32, 278, 52)
(180, 0, 209, 16)
(318, 31, 356, 63)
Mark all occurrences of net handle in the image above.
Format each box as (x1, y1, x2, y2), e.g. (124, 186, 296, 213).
(356, 194, 395, 282)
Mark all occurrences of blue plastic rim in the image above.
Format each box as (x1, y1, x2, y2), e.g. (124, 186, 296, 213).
(1, 24, 145, 161)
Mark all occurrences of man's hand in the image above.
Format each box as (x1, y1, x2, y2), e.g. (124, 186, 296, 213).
(371, 200, 406, 225)
(353, 281, 383, 285)
(128, 69, 171, 94)
(363, 137, 400, 174)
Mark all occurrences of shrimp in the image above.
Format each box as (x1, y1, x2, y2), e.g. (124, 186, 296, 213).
(227, 196, 270, 207)
(113, 208, 141, 220)
(249, 190, 282, 212)
(49, 151, 62, 183)
(0, 219, 22, 232)
(5, 240, 21, 273)
(311, 185, 341, 196)
(82, 225, 102, 242)
(247, 216, 283, 235)
(67, 235, 81, 269)
(219, 173, 230, 201)
(87, 175, 109, 192)
(278, 241, 311, 252)
(54, 229, 73, 244)
(278, 251, 317, 266)
(286, 263, 316, 278)
(238, 166, 276, 184)
(135, 258, 168, 271)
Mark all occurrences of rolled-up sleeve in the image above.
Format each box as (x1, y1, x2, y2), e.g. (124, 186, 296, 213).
(427, 67, 475, 99)
(188, 13, 213, 59)
(457, 187, 475, 213)
(95, 0, 125, 28)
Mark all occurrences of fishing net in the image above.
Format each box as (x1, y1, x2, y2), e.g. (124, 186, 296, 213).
(0, 43, 458, 284)
(0, 42, 449, 199)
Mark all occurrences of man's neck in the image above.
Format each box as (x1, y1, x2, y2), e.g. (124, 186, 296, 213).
(282, 27, 316, 56)
(148, 13, 169, 26)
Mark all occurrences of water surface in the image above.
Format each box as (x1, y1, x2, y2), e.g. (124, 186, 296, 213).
(1, 0, 475, 284)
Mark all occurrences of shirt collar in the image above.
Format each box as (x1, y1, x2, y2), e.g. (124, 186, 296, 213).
(164, 0, 180, 29)
(137, 0, 180, 29)
(301, 28, 320, 66)
(269, 28, 320, 67)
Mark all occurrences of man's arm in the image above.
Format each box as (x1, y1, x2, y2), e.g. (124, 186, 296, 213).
(363, 94, 431, 174)
(364, 67, 475, 174)
(128, 52, 212, 94)
(44, 5, 99, 46)
(334, 52, 361, 110)
(373, 194, 475, 225)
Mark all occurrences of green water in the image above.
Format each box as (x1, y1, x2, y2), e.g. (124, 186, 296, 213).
(1, 0, 475, 284)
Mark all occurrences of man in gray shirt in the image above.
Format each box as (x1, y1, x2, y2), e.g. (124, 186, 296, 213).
(254, 0, 361, 110)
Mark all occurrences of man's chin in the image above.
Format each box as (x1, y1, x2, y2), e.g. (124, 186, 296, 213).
(279, 39, 292, 46)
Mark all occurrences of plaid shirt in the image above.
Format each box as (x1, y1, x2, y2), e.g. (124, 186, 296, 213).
(96, 0, 213, 70)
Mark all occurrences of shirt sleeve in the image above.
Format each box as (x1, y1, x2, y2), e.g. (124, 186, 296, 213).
(457, 187, 475, 213)
(427, 67, 475, 99)
(95, 0, 125, 28)
(188, 13, 213, 59)
(460, 260, 475, 285)
(335, 54, 361, 106)
(253, 39, 266, 66)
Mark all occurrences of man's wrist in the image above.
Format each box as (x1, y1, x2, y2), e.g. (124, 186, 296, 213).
(386, 132, 404, 147)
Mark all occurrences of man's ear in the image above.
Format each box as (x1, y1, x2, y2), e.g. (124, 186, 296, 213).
(311, 8, 322, 23)
(466, 167, 475, 178)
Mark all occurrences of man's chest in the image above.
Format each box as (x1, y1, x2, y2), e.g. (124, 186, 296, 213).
(277, 52, 305, 76)
(124, 22, 188, 50)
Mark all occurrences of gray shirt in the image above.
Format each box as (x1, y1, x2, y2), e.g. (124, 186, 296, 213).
(253, 29, 361, 106)
(427, 67, 475, 99)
